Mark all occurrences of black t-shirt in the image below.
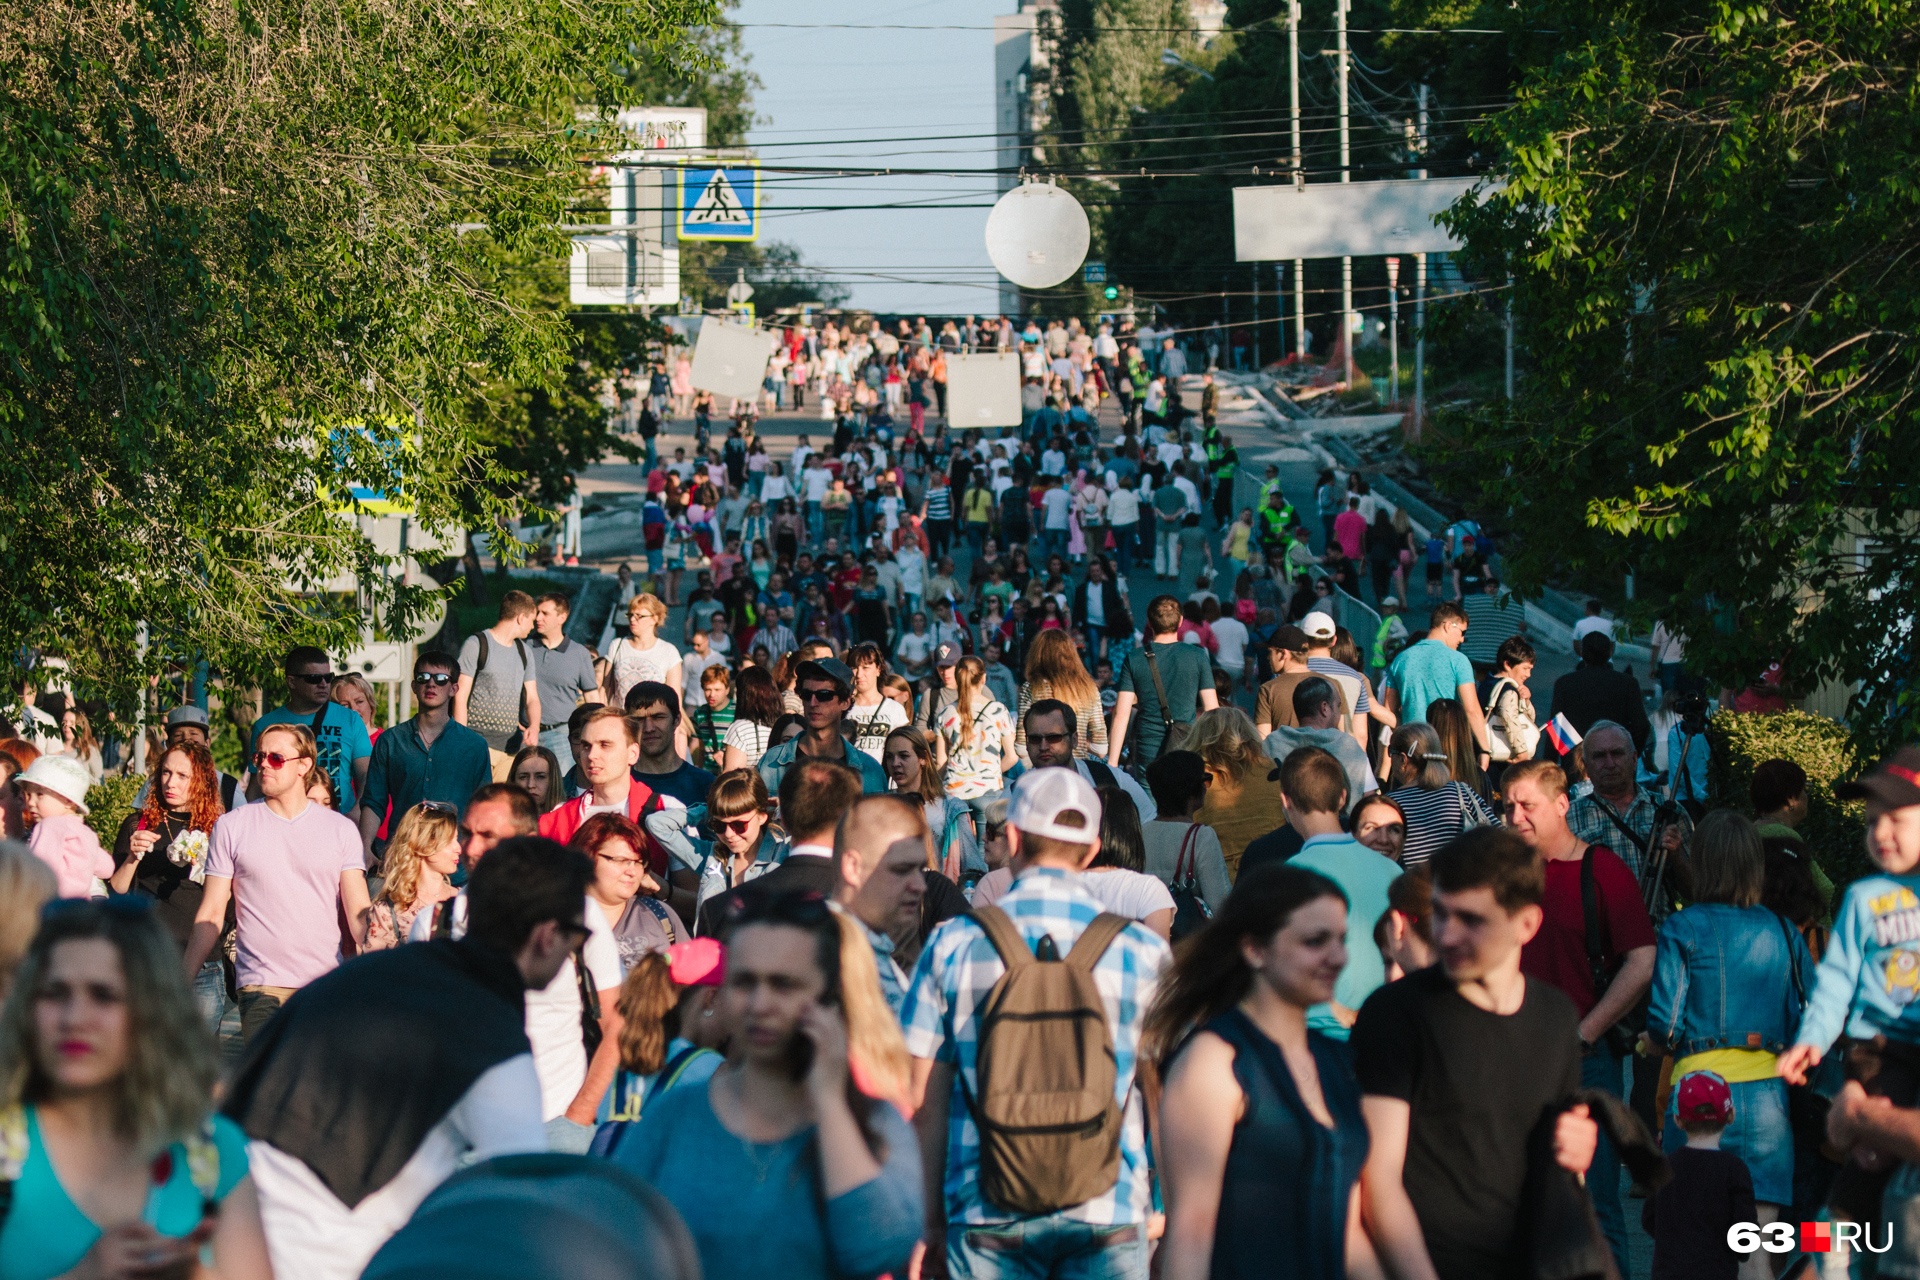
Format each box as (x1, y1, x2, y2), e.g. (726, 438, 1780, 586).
(1642, 1144, 1754, 1280)
(1236, 824, 1305, 876)
(1350, 966, 1582, 1280)
(634, 761, 715, 810)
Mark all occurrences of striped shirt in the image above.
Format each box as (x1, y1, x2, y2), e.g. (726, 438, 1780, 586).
(926, 484, 953, 521)
(1388, 782, 1500, 866)
(901, 867, 1169, 1226)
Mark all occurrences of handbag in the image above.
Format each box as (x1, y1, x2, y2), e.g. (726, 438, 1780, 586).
(1168, 824, 1212, 941)
(1140, 645, 1192, 760)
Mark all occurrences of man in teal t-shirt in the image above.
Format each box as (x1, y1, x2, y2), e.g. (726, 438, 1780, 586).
(1111, 594, 1220, 767)
(1384, 600, 1480, 728)
(1276, 746, 1399, 1039)
(247, 645, 373, 813)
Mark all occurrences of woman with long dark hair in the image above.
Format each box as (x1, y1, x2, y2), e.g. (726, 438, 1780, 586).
(1146, 865, 1401, 1280)
(611, 892, 921, 1280)
(720, 666, 786, 773)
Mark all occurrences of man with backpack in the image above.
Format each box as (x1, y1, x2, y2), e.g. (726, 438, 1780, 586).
(454, 590, 542, 782)
(903, 769, 1171, 1280)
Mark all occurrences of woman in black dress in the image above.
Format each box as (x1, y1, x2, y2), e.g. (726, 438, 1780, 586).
(1146, 864, 1412, 1280)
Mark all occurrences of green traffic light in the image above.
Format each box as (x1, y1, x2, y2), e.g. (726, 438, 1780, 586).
(1103, 285, 1119, 300)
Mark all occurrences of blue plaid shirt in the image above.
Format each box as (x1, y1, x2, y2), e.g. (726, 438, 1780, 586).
(864, 919, 911, 1016)
(900, 867, 1170, 1226)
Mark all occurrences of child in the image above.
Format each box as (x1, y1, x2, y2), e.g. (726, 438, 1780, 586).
(1643, 1071, 1757, 1280)
(18, 755, 112, 898)
(1777, 746, 1920, 1223)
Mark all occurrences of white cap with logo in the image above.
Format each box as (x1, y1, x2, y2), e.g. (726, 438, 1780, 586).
(1008, 767, 1104, 843)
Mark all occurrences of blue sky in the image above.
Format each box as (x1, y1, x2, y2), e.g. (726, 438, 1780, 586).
(732, 0, 1009, 315)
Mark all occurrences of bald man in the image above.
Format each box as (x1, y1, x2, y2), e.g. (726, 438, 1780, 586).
(835, 795, 932, 1016)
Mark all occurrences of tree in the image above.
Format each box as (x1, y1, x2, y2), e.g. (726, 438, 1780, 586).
(0, 0, 719, 706)
(1437, 0, 1920, 750)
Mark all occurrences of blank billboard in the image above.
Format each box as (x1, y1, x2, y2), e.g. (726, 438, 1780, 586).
(944, 353, 1023, 429)
(1232, 177, 1484, 261)
(689, 319, 773, 401)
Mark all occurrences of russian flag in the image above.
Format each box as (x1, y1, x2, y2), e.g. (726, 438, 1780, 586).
(1544, 713, 1583, 757)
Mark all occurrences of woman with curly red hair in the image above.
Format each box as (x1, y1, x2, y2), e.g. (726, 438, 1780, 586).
(108, 740, 228, 1028)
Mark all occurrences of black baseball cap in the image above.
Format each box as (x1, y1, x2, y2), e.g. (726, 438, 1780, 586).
(1836, 747, 1920, 809)
(1268, 624, 1312, 653)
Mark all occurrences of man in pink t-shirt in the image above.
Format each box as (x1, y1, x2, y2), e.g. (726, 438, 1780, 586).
(1333, 496, 1368, 561)
(184, 722, 370, 1044)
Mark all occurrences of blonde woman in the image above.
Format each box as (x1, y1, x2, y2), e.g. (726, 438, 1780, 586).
(1014, 628, 1109, 763)
(1188, 707, 1290, 879)
(605, 593, 682, 708)
(0, 841, 55, 998)
(331, 672, 382, 744)
(882, 727, 980, 881)
(0, 900, 271, 1278)
(936, 655, 1016, 832)
(365, 803, 461, 950)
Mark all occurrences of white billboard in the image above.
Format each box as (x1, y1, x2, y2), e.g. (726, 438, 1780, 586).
(1232, 177, 1484, 261)
(569, 108, 709, 306)
(689, 319, 774, 401)
(945, 353, 1023, 429)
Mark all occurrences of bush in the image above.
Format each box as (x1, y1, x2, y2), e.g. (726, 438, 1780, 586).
(84, 774, 147, 850)
(1706, 710, 1870, 888)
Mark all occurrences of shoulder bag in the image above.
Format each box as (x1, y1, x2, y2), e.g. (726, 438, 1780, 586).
(1140, 644, 1191, 760)
(1580, 846, 1646, 1055)
(1168, 823, 1212, 941)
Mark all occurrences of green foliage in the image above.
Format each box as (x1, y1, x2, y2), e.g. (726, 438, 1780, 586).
(84, 774, 146, 849)
(1707, 710, 1869, 887)
(0, 0, 719, 715)
(1437, 0, 1920, 754)
(448, 575, 578, 647)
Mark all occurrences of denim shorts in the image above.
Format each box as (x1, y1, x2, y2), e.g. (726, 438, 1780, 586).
(1664, 1074, 1794, 1205)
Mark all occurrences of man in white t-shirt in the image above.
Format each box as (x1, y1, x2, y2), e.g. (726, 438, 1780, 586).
(412, 782, 624, 1144)
(680, 630, 727, 704)
(802, 454, 831, 541)
(1212, 607, 1252, 690)
(185, 722, 370, 1044)
(1040, 475, 1074, 562)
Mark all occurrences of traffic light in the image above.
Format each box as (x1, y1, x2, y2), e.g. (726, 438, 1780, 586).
(1103, 285, 1119, 301)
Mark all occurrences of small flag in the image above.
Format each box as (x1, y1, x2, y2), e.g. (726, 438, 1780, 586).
(1544, 713, 1583, 757)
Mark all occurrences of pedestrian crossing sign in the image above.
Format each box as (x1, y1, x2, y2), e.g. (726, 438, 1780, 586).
(678, 164, 760, 241)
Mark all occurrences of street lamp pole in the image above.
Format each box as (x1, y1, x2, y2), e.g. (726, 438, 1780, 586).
(1289, 0, 1305, 358)
(1337, 0, 1353, 386)
(1413, 82, 1429, 438)
(1386, 257, 1400, 407)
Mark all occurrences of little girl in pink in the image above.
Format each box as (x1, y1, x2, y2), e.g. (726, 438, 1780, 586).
(18, 755, 113, 897)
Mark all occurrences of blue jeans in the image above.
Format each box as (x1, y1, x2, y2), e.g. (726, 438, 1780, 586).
(806, 501, 824, 542)
(1581, 1045, 1629, 1278)
(949, 1214, 1147, 1280)
(967, 523, 988, 557)
(1110, 525, 1135, 575)
(539, 726, 575, 776)
(192, 960, 228, 1038)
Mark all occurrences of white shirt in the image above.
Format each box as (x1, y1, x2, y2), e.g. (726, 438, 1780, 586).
(1156, 441, 1183, 468)
(1079, 758, 1157, 822)
(249, 1054, 545, 1280)
(760, 474, 790, 504)
(1211, 617, 1250, 672)
(896, 548, 928, 594)
(1108, 489, 1141, 526)
(1173, 476, 1201, 515)
(1094, 332, 1119, 359)
(1571, 615, 1614, 645)
(1041, 449, 1067, 476)
(1041, 487, 1073, 530)
(790, 444, 813, 473)
(1081, 867, 1177, 921)
(682, 649, 726, 700)
(409, 893, 623, 1120)
(803, 467, 830, 502)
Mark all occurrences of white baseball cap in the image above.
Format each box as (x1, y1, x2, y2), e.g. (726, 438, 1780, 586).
(1300, 611, 1337, 642)
(1008, 767, 1103, 843)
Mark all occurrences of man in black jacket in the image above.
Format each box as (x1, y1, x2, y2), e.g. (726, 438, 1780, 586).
(1549, 631, 1651, 752)
(1071, 556, 1134, 665)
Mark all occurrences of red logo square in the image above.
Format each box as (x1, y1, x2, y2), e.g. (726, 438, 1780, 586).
(1801, 1222, 1832, 1253)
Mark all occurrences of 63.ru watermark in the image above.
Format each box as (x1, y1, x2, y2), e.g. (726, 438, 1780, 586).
(1727, 1221, 1893, 1254)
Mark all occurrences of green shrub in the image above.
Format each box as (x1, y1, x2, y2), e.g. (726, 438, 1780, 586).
(84, 774, 147, 849)
(1706, 710, 1870, 888)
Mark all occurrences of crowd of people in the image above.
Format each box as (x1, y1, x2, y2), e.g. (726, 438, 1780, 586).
(1, 311, 1911, 1280)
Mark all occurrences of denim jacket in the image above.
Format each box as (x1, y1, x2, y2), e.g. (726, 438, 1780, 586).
(1647, 902, 1815, 1057)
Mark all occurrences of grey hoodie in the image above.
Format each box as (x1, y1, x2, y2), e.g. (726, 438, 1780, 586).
(1263, 725, 1378, 813)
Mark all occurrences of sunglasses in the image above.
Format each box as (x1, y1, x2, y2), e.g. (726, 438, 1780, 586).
(416, 801, 457, 815)
(1028, 732, 1070, 746)
(292, 672, 335, 685)
(412, 672, 454, 687)
(253, 750, 310, 770)
(714, 817, 761, 836)
(798, 687, 843, 703)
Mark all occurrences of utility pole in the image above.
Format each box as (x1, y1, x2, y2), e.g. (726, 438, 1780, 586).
(1386, 257, 1400, 406)
(1504, 272, 1516, 400)
(1251, 266, 1260, 368)
(1289, 0, 1305, 358)
(1412, 82, 1429, 438)
(1337, 0, 1354, 386)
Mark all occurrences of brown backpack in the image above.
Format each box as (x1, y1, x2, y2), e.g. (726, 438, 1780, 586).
(963, 906, 1130, 1215)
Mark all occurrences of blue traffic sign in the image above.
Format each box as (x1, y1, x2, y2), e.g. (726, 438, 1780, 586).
(678, 165, 760, 242)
